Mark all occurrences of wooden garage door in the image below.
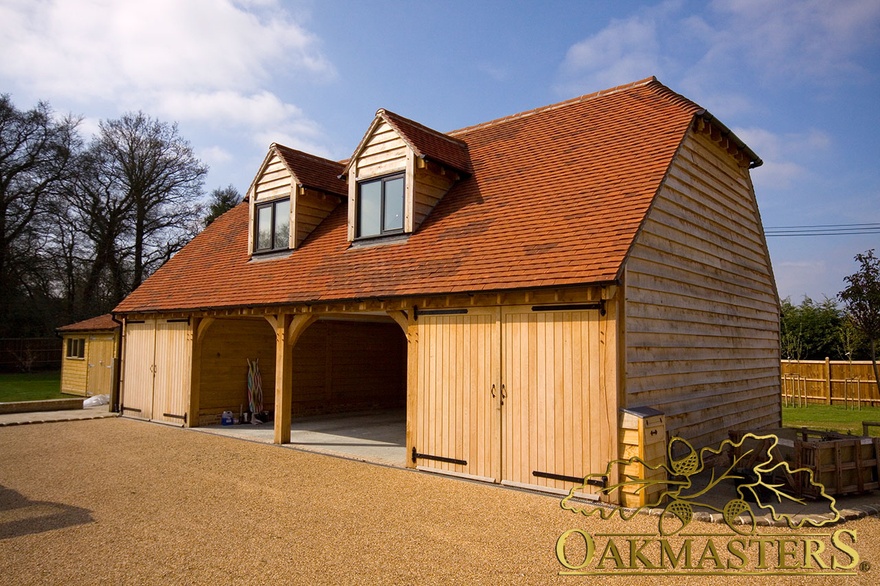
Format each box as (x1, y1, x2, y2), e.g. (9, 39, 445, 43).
(501, 307, 613, 493)
(121, 319, 190, 425)
(152, 320, 190, 426)
(121, 321, 156, 420)
(414, 309, 500, 481)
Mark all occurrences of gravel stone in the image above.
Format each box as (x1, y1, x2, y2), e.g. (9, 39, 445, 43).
(1, 418, 879, 585)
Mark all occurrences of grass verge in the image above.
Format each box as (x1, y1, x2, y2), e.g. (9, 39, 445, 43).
(0, 371, 66, 402)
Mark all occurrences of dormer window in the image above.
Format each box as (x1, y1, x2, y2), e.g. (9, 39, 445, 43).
(357, 173, 404, 238)
(254, 198, 290, 252)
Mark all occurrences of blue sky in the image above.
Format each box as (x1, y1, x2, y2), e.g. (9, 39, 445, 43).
(1, 0, 878, 302)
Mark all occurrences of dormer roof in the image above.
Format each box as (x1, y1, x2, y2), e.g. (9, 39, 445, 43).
(344, 109, 472, 177)
(256, 143, 346, 198)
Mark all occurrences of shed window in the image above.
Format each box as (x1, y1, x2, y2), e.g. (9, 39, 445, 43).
(66, 338, 85, 359)
(357, 174, 404, 238)
(254, 198, 290, 252)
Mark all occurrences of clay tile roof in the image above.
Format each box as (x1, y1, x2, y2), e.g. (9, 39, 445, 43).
(378, 109, 472, 174)
(57, 313, 119, 332)
(272, 144, 347, 197)
(114, 77, 709, 314)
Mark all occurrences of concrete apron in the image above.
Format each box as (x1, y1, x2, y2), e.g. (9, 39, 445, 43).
(194, 409, 407, 468)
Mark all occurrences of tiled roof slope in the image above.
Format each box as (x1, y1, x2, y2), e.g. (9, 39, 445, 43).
(273, 144, 346, 197)
(379, 109, 472, 174)
(57, 313, 119, 332)
(116, 78, 706, 313)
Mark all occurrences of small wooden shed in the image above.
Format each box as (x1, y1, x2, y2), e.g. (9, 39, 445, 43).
(112, 78, 781, 501)
(57, 314, 119, 397)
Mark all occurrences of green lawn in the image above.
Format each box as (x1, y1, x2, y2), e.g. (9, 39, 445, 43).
(783, 404, 880, 436)
(0, 371, 66, 402)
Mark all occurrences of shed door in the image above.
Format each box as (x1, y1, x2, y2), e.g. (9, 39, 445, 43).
(501, 307, 612, 494)
(415, 309, 500, 481)
(87, 334, 115, 396)
(121, 321, 156, 419)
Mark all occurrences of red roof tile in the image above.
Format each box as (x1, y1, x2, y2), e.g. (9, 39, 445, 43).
(115, 78, 708, 313)
(57, 313, 119, 332)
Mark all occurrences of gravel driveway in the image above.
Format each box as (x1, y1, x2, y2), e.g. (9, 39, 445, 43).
(1, 418, 879, 585)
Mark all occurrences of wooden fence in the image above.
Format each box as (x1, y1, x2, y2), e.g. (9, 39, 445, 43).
(0, 338, 62, 373)
(782, 359, 879, 408)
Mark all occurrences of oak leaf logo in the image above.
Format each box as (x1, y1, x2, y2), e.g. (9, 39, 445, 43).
(560, 433, 841, 535)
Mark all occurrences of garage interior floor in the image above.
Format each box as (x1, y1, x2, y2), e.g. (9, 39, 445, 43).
(195, 409, 407, 467)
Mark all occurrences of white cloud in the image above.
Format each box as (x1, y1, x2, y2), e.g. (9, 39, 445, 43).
(554, 0, 686, 94)
(0, 0, 334, 100)
(0, 0, 337, 187)
(153, 90, 305, 129)
(557, 17, 661, 93)
(735, 126, 832, 190)
(476, 62, 509, 82)
(558, 0, 880, 106)
(200, 145, 234, 167)
(709, 0, 880, 80)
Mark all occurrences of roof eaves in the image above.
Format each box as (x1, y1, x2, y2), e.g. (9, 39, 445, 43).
(695, 110, 763, 168)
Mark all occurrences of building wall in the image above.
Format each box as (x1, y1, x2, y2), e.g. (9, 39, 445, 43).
(623, 129, 781, 449)
(199, 318, 276, 424)
(60, 335, 88, 395)
(292, 320, 406, 415)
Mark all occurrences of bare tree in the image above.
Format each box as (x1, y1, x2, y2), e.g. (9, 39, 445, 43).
(91, 112, 207, 290)
(0, 95, 80, 334)
(67, 146, 136, 316)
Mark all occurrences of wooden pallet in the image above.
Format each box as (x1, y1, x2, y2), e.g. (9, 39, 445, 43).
(729, 428, 880, 497)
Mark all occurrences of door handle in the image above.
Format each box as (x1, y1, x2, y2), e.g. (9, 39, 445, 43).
(500, 384, 507, 406)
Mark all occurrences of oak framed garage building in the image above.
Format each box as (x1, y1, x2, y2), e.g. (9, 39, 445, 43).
(113, 78, 780, 500)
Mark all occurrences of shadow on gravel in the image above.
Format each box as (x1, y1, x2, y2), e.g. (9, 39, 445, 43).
(0, 485, 92, 540)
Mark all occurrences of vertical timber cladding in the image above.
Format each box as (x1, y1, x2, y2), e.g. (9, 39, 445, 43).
(502, 306, 615, 493)
(121, 320, 155, 419)
(121, 318, 191, 425)
(415, 308, 501, 481)
(87, 333, 116, 396)
(414, 304, 615, 492)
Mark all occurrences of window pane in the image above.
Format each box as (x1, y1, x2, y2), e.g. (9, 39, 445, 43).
(384, 177, 404, 231)
(358, 180, 382, 237)
(274, 199, 290, 249)
(257, 205, 273, 250)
